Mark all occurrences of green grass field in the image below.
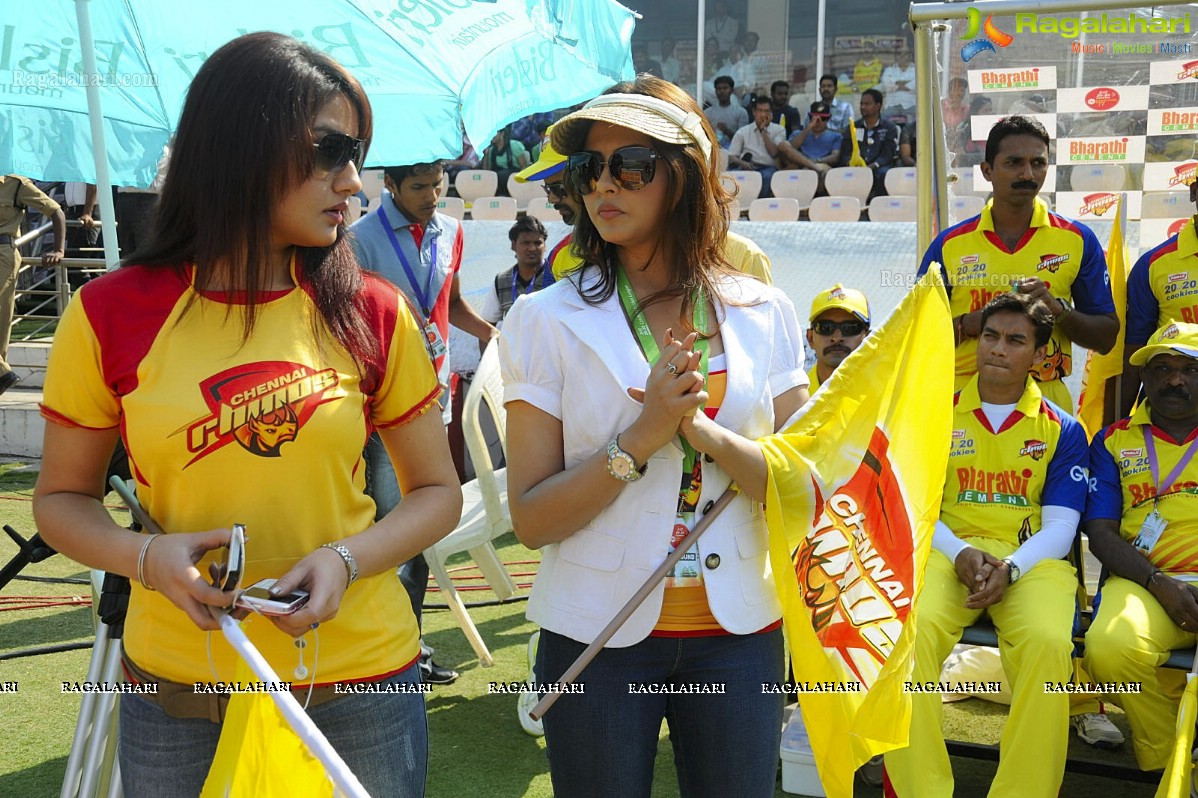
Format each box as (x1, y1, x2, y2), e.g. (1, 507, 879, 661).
(0, 460, 1164, 797)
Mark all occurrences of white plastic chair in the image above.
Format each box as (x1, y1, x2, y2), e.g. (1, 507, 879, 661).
(726, 198, 742, 220)
(455, 169, 499, 203)
(526, 199, 563, 222)
(1141, 191, 1191, 219)
(949, 195, 986, 220)
(807, 196, 862, 222)
(722, 170, 764, 203)
(825, 167, 873, 205)
(883, 167, 917, 197)
(748, 197, 801, 222)
(424, 342, 517, 667)
(436, 197, 466, 221)
(345, 195, 363, 224)
(1070, 164, 1126, 192)
(469, 196, 517, 221)
(507, 174, 546, 209)
(359, 169, 386, 207)
(868, 195, 917, 222)
(771, 170, 819, 209)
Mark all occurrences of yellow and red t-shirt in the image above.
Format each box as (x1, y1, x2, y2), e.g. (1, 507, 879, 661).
(918, 197, 1115, 407)
(1126, 217, 1198, 346)
(942, 376, 1088, 544)
(40, 261, 440, 685)
(1088, 401, 1198, 575)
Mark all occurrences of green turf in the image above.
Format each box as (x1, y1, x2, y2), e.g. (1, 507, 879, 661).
(0, 461, 1170, 796)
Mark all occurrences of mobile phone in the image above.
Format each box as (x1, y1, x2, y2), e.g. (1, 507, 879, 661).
(214, 523, 246, 593)
(236, 578, 310, 616)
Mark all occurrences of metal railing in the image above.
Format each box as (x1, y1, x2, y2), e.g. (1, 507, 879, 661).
(11, 219, 110, 347)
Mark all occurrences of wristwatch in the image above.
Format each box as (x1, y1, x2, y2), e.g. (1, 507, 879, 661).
(1054, 297, 1073, 320)
(1001, 557, 1021, 584)
(606, 436, 647, 482)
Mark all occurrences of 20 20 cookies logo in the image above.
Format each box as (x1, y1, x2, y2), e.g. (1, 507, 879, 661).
(177, 362, 340, 465)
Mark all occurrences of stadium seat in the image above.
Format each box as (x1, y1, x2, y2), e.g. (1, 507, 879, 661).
(507, 174, 545, 209)
(949, 195, 986, 221)
(722, 170, 764, 203)
(771, 170, 819, 210)
(345, 195, 363, 224)
(950, 167, 986, 197)
(867, 195, 917, 222)
(1142, 191, 1191, 218)
(748, 197, 801, 222)
(884, 167, 917, 197)
(469, 196, 517, 220)
(456, 169, 499, 203)
(726, 198, 742, 220)
(807, 196, 862, 222)
(825, 167, 873, 204)
(359, 169, 386, 208)
(525, 199, 563, 222)
(436, 197, 466, 221)
(1070, 164, 1126, 192)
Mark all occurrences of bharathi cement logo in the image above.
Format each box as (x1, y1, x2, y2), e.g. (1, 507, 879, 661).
(961, 7, 1014, 62)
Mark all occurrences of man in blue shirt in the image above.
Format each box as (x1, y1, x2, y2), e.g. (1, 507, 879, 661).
(778, 102, 843, 193)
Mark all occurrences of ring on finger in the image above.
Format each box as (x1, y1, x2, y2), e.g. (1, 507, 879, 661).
(666, 362, 679, 375)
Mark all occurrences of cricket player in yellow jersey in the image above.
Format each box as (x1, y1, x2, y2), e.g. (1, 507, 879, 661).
(884, 293, 1088, 798)
(917, 115, 1118, 409)
(1085, 321, 1198, 771)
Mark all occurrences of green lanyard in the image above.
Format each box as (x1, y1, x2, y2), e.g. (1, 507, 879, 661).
(615, 268, 710, 477)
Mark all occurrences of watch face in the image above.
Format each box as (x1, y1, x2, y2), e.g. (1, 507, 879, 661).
(611, 456, 633, 478)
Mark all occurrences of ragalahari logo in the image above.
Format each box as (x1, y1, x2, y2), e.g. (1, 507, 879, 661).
(961, 7, 1014, 62)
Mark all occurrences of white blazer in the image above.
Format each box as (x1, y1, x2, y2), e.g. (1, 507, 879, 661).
(500, 269, 807, 646)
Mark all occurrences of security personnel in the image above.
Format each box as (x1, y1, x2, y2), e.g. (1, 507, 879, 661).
(885, 292, 1088, 797)
(0, 175, 66, 394)
(917, 115, 1118, 409)
(1085, 321, 1198, 771)
(805, 284, 870, 390)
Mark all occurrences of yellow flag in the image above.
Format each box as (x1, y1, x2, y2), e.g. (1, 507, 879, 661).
(1156, 673, 1198, 798)
(1076, 194, 1129, 439)
(847, 117, 867, 167)
(760, 272, 953, 798)
(201, 659, 335, 798)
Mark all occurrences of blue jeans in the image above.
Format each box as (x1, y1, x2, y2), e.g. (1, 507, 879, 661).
(365, 432, 428, 627)
(536, 628, 784, 798)
(119, 664, 427, 798)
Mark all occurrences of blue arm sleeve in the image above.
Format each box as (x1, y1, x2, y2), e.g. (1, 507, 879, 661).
(1070, 225, 1116, 315)
(1042, 409, 1089, 512)
(1125, 250, 1160, 346)
(916, 235, 952, 296)
(1083, 430, 1123, 523)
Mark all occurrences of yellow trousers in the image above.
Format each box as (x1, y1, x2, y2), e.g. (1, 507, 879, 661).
(884, 539, 1077, 798)
(1083, 575, 1191, 770)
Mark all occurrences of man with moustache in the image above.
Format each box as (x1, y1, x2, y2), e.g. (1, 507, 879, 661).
(818, 73, 854, 135)
(917, 115, 1118, 408)
(513, 129, 585, 279)
(805, 284, 870, 390)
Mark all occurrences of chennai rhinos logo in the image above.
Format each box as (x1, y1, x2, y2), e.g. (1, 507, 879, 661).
(175, 362, 341, 466)
(792, 428, 914, 680)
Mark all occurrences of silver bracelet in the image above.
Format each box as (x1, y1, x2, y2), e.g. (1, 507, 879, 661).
(320, 542, 358, 586)
(137, 534, 161, 591)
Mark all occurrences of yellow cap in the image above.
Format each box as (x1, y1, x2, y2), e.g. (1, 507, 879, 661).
(1129, 322, 1198, 366)
(809, 284, 870, 324)
(514, 124, 567, 183)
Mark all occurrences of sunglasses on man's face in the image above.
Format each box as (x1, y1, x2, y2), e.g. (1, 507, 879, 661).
(566, 146, 658, 196)
(812, 319, 867, 337)
(810, 113, 831, 122)
(543, 181, 569, 202)
(313, 132, 366, 176)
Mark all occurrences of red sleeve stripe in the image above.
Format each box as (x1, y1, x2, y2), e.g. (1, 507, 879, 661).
(941, 217, 981, 245)
(1147, 236, 1182, 267)
(1102, 417, 1132, 440)
(1046, 211, 1082, 236)
(375, 386, 442, 429)
(38, 404, 118, 431)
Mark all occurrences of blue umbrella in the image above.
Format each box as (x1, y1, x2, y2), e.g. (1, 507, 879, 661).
(1, 0, 636, 264)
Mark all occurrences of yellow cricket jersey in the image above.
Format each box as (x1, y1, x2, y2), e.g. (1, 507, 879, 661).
(918, 197, 1115, 391)
(550, 231, 773, 285)
(1088, 401, 1198, 574)
(942, 376, 1088, 544)
(807, 363, 822, 391)
(1126, 217, 1198, 345)
(41, 261, 440, 685)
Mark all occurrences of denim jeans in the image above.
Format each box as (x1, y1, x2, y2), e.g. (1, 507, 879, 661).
(365, 431, 428, 627)
(119, 663, 427, 798)
(536, 628, 784, 798)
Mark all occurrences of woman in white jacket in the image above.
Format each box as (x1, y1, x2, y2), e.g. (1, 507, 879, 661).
(500, 75, 809, 798)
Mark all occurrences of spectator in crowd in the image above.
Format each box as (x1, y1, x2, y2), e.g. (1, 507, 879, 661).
(769, 80, 803, 137)
(701, 36, 728, 106)
(705, 75, 749, 149)
(838, 89, 899, 199)
(632, 41, 664, 79)
(881, 48, 916, 120)
(726, 43, 757, 104)
(510, 112, 556, 152)
(741, 31, 767, 74)
(660, 37, 681, 84)
(443, 134, 481, 185)
(480, 216, 553, 327)
(917, 115, 1118, 408)
(885, 292, 1088, 798)
(115, 143, 170, 255)
(942, 77, 970, 131)
(0, 174, 64, 395)
(778, 101, 843, 193)
(850, 51, 884, 93)
(481, 126, 530, 195)
(63, 182, 99, 258)
(513, 129, 584, 281)
(729, 96, 785, 196)
(900, 118, 916, 166)
(805, 284, 870, 390)
(819, 73, 855, 134)
(706, 0, 740, 52)
(1084, 321, 1198, 772)
(953, 96, 993, 167)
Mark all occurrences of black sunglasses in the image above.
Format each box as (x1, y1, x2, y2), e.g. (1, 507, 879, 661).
(313, 132, 365, 175)
(812, 319, 867, 337)
(543, 181, 568, 201)
(566, 146, 658, 196)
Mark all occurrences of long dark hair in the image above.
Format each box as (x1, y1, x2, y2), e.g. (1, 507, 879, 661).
(129, 32, 377, 370)
(568, 76, 737, 336)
